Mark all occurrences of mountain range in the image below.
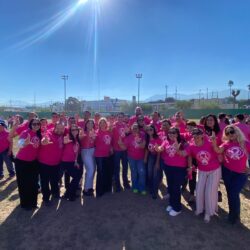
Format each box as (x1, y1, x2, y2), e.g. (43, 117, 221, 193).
(145, 89, 249, 102)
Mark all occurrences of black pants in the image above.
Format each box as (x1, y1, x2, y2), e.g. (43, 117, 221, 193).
(39, 162, 60, 201)
(15, 159, 39, 208)
(61, 162, 82, 199)
(182, 170, 197, 195)
(95, 156, 114, 196)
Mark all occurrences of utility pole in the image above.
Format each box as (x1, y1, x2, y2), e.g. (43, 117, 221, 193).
(61, 75, 69, 112)
(165, 85, 168, 100)
(136, 73, 142, 104)
(175, 87, 178, 100)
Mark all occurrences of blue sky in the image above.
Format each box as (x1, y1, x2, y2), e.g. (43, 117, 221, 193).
(1, 0, 250, 104)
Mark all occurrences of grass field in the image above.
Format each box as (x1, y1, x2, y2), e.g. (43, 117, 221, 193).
(1, 134, 250, 250)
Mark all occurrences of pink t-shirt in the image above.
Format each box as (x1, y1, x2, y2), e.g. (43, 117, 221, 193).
(16, 121, 29, 135)
(77, 120, 85, 129)
(0, 129, 10, 153)
(62, 141, 80, 162)
(186, 139, 220, 171)
(47, 123, 55, 131)
(128, 115, 151, 127)
(219, 122, 227, 132)
(161, 140, 187, 167)
(94, 130, 112, 157)
(112, 122, 128, 151)
(220, 141, 250, 173)
(150, 120, 162, 132)
(158, 131, 168, 141)
(16, 129, 40, 161)
(80, 130, 96, 149)
(124, 132, 145, 160)
(38, 132, 64, 166)
(235, 122, 250, 141)
(181, 132, 193, 142)
(172, 121, 186, 133)
(147, 137, 162, 155)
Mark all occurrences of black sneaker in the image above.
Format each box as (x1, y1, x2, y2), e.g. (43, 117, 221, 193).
(124, 183, 131, 189)
(83, 190, 93, 196)
(0, 176, 4, 180)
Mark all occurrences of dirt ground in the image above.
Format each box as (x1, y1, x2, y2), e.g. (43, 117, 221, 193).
(1, 131, 250, 250)
(1, 167, 250, 250)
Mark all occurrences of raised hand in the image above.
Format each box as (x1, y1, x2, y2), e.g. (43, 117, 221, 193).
(13, 116, 20, 127)
(41, 135, 53, 145)
(24, 134, 32, 146)
(64, 134, 72, 144)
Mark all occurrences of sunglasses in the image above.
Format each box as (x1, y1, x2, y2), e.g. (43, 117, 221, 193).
(32, 123, 40, 126)
(192, 132, 203, 136)
(168, 131, 177, 135)
(225, 130, 235, 136)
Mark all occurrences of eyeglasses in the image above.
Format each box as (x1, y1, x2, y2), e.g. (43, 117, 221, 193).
(225, 130, 235, 136)
(32, 123, 40, 126)
(168, 132, 177, 135)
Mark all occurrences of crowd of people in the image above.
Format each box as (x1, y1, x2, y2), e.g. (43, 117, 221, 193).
(0, 107, 250, 225)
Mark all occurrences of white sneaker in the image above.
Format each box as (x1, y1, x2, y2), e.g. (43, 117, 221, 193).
(169, 209, 181, 216)
(204, 214, 210, 223)
(166, 205, 172, 212)
(195, 211, 201, 216)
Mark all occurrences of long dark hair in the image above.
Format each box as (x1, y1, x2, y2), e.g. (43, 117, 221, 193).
(28, 118, 42, 139)
(146, 124, 158, 147)
(69, 125, 80, 144)
(167, 127, 186, 150)
(204, 114, 220, 136)
(84, 119, 95, 132)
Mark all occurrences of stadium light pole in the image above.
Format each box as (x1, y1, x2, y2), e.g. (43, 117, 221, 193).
(61, 75, 69, 112)
(136, 73, 142, 104)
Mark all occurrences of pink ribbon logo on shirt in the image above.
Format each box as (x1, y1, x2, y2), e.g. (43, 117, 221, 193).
(166, 145, 177, 157)
(197, 151, 211, 165)
(103, 135, 111, 145)
(226, 146, 244, 160)
(119, 128, 126, 138)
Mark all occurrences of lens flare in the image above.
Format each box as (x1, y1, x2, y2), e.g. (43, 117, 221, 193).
(12, 0, 91, 50)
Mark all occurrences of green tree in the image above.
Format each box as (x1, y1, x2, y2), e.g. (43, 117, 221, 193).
(66, 97, 81, 112)
(175, 101, 192, 110)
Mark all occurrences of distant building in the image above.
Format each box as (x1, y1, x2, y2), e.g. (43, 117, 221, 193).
(51, 102, 64, 112)
(81, 97, 128, 112)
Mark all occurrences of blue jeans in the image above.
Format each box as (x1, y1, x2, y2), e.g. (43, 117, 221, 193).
(164, 164, 187, 212)
(113, 150, 129, 189)
(128, 157, 145, 192)
(147, 153, 161, 196)
(222, 166, 247, 222)
(0, 149, 15, 177)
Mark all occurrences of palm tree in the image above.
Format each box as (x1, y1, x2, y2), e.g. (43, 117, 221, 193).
(228, 80, 234, 98)
(232, 89, 240, 109)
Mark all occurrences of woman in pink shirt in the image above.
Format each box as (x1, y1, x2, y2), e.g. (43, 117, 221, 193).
(186, 128, 221, 223)
(112, 112, 130, 192)
(144, 124, 162, 199)
(15, 118, 42, 210)
(0, 120, 15, 179)
(119, 123, 146, 194)
(38, 123, 64, 205)
(94, 118, 113, 197)
(80, 119, 96, 196)
(61, 124, 82, 201)
(158, 127, 188, 216)
(212, 125, 250, 224)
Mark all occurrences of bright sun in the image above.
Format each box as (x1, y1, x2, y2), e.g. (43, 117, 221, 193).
(78, 0, 89, 5)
